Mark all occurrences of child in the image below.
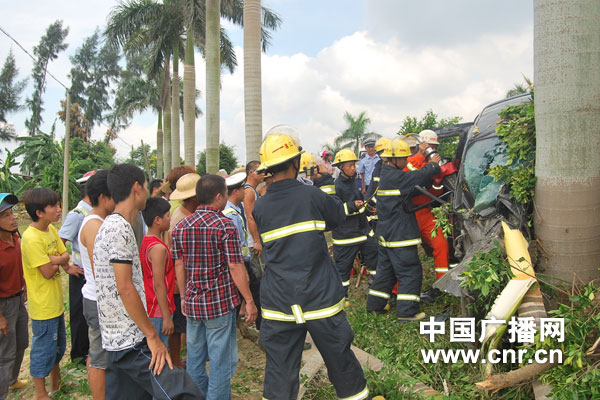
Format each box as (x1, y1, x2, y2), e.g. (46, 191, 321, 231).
(21, 188, 70, 400)
(141, 197, 175, 346)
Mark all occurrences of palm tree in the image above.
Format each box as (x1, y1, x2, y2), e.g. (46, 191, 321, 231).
(334, 111, 380, 156)
(243, 0, 262, 162)
(205, 0, 221, 174)
(106, 0, 280, 173)
(534, 0, 600, 283)
(171, 44, 181, 169)
(506, 75, 533, 98)
(183, 27, 196, 167)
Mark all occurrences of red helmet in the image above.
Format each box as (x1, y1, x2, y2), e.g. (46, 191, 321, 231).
(321, 150, 332, 159)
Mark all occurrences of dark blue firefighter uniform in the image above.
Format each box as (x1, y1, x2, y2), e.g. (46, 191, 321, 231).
(253, 179, 370, 400)
(333, 173, 378, 293)
(366, 162, 441, 318)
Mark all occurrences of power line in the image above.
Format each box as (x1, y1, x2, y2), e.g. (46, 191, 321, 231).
(0, 25, 69, 90)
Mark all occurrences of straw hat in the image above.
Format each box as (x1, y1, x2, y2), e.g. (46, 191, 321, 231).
(170, 173, 201, 201)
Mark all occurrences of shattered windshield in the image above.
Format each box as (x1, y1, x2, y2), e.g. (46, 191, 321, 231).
(463, 138, 507, 212)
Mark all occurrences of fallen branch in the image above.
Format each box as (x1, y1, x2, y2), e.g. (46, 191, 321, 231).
(475, 361, 557, 391)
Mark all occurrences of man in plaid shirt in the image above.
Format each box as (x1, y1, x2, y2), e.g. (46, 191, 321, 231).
(172, 174, 257, 400)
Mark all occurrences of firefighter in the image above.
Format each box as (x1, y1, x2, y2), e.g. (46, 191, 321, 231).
(331, 149, 379, 297)
(366, 138, 441, 321)
(412, 129, 452, 302)
(363, 138, 390, 229)
(253, 127, 371, 400)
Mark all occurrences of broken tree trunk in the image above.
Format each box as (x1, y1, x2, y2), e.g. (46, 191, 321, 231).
(475, 361, 557, 391)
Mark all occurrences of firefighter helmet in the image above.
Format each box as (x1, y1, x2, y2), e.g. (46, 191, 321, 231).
(332, 149, 358, 166)
(375, 137, 392, 154)
(300, 153, 320, 173)
(419, 129, 439, 145)
(257, 125, 304, 173)
(381, 137, 411, 158)
(401, 134, 419, 148)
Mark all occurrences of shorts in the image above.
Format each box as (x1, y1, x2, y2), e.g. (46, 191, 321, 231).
(30, 314, 66, 378)
(150, 317, 170, 346)
(172, 294, 186, 334)
(83, 298, 109, 369)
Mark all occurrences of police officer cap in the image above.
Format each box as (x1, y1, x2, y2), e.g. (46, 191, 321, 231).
(226, 172, 247, 189)
(362, 137, 376, 147)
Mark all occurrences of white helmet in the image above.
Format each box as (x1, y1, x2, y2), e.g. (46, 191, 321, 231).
(419, 129, 439, 145)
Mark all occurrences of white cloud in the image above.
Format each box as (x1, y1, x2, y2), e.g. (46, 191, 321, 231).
(195, 26, 532, 163)
(2, 2, 533, 171)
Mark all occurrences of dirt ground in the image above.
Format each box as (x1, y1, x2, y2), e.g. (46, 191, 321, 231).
(9, 321, 267, 400)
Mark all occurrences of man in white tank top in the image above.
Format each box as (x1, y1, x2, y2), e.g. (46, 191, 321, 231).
(77, 170, 115, 400)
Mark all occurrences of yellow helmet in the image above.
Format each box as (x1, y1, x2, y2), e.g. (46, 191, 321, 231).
(381, 137, 411, 158)
(332, 149, 358, 166)
(300, 153, 319, 173)
(375, 137, 392, 154)
(257, 125, 304, 173)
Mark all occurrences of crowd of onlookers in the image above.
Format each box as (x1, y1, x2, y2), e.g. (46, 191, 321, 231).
(0, 161, 269, 400)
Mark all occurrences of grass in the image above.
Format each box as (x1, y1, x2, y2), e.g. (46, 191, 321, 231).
(332, 251, 536, 400)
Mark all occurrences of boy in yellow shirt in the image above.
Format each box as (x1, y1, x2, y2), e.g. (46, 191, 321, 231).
(21, 188, 70, 400)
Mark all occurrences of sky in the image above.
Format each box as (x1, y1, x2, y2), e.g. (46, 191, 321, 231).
(0, 0, 534, 169)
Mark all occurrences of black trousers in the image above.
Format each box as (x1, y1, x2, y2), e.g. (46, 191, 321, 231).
(259, 312, 369, 400)
(366, 245, 422, 317)
(106, 339, 205, 400)
(333, 235, 378, 296)
(69, 274, 89, 361)
(244, 261, 262, 330)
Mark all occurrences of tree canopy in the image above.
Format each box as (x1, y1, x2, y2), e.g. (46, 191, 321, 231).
(25, 20, 69, 135)
(0, 50, 27, 141)
(69, 30, 121, 137)
(196, 142, 238, 175)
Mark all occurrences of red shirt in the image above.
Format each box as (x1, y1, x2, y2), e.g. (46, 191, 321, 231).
(140, 236, 176, 318)
(0, 233, 25, 298)
(171, 206, 243, 320)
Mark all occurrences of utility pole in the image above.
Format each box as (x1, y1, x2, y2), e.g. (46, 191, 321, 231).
(61, 90, 71, 222)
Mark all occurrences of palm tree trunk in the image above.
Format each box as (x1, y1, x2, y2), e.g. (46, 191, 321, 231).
(206, 0, 221, 174)
(183, 27, 196, 167)
(243, 0, 262, 163)
(534, 0, 600, 284)
(157, 110, 164, 178)
(162, 55, 172, 173)
(171, 44, 181, 168)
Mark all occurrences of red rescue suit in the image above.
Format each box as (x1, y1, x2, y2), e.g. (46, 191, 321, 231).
(406, 159, 456, 280)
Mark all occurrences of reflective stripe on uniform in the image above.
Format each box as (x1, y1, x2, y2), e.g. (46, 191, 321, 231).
(377, 189, 401, 196)
(340, 386, 369, 400)
(368, 230, 375, 237)
(371, 196, 377, 204)
(320, 185, 336, 195)
(435, 267, 448, 273)
(368, 289, 390, 299)
(450, 263, 459, 268)
(367, 269, 376, 276)
(407, 163, 418, 171)
(341, 280, 350, 287)
(367, 214, 378, 221)
(378, 237, 422, 248)
(261, 220, 326, 243)
(372, 176, 380, 182)
(291, 304, 306, 324)
(397, 294, 420, 302)
(223, 206, 250, 256)
(343, 203, 365, 216)
(261, 298, 345, 324)
(332, 236, 367, 245)
(432, 184, 443, 190)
